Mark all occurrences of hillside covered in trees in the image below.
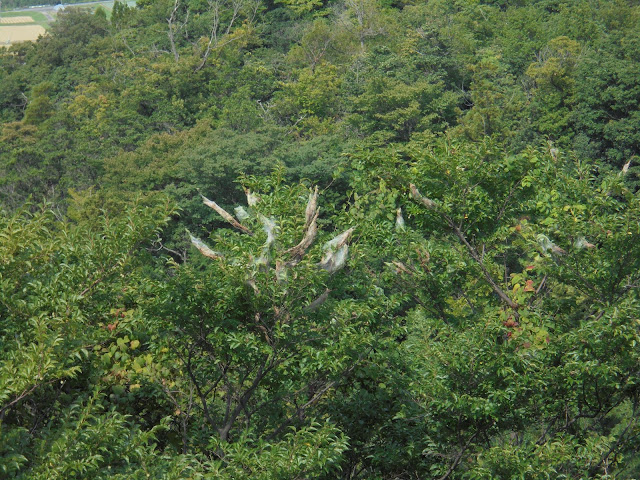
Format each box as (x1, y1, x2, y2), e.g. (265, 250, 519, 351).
(1, 0, 640, 478)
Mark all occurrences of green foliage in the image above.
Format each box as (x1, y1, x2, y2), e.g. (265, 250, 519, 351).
(274, 63, 343, 135)
(22, 82, 55, 126)
(455, 49, 527, 142)
(207, 422, 348, 479)
(2, 0, 640, 477)
(273, 0, 325, 16)
(525, 36, 580, 144)
(0, 199, 174, 477)
(349, 73, 458, 141)
(37, 8, 110, 67)
(347, 136, 640, 478)
(148, 178, 399, 457)
(111, 1, 135, 30)
(573, 29, 640, 165)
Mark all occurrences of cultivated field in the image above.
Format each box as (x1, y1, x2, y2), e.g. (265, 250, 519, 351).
(0, 11, 48, 45)
(0, 24, 45, 43)
(0, 1, 135, 45)
(0, 16, 34, 23)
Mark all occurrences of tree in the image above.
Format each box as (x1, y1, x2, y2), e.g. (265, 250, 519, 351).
(349, 72, 458, 141)
(36, 8, 110, 67)
(337, 0, 386, 52)
(455, 49, 526, 143)
(572, 22, 640, 166)
(149, 176, 401, 462)
(0, 199, 175, 477)
(347, 136, 640, 478)
(22, 82, 55, 126)
(274, 63, 343, 136)
(525, 36, 580, 145)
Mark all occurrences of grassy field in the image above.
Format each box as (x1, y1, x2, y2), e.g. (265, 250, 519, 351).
(0, 11, 48, 23)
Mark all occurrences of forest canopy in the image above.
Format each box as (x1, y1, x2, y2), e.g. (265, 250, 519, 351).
(1, 0, 639, 478)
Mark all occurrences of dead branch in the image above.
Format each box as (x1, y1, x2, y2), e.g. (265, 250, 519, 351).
(202, 195, 253, 235)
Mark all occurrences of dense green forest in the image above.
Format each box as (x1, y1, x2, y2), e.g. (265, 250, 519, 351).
(1, 0, 640, 478)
